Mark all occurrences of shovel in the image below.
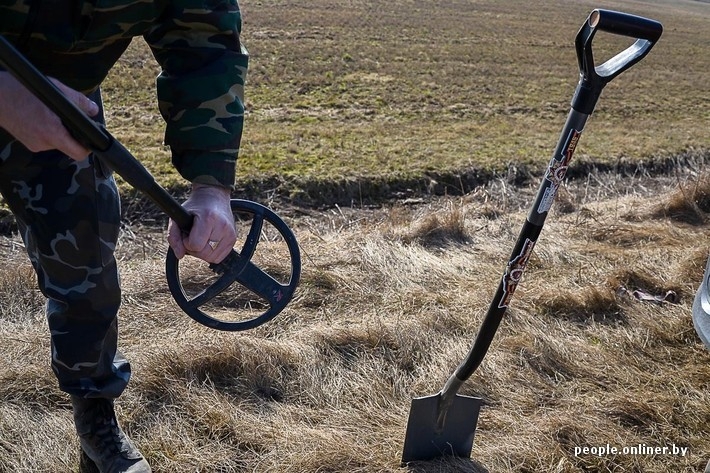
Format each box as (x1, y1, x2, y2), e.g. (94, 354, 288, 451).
(401, 9, 662, 464)
(0, 35, 301, 332)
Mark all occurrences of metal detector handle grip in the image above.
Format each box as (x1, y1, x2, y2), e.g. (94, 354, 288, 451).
(573, 9, 663, 113)
(0, 35, 195, 231)
(0, 35, 111, 151)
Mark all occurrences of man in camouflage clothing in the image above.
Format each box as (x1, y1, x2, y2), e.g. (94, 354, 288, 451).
(0, 0, 248, 471)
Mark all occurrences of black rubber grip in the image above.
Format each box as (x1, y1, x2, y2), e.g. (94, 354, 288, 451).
(590, 9, 663, 42)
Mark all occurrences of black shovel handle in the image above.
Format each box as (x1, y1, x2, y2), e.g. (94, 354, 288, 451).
(438, 10, 662, 404)
(586, 9, 663, 41)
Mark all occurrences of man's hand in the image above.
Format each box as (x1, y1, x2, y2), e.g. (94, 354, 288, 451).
(167, 183, 237, 264)
(0, 71, 98, 160)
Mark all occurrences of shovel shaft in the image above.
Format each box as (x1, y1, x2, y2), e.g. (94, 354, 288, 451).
(443, 109, 589, 394)
(439, 9, 662, 400)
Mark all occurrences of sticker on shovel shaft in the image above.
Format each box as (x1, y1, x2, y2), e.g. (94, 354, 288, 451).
(537, 129, 582, 214)
(498, 238, 536, 309)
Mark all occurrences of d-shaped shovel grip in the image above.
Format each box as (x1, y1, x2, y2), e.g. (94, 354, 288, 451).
(572, 9, 663, 114)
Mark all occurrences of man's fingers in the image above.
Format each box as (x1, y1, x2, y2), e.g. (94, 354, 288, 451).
(52, 80, 100, 116)
(182, 222, 235, 264)
(189, 231, 231, 264)
(44, 79, 97, 159)
(56, 127, 92, 161)
(204, 237, 233, 263)
(185, 218, 211, 254)
(1, 73, 97, 160)
(167, 221, 188, 259)
(166, 184, 236, 264)
(80, 94, 100, 117)
(24, 113, 91, 161)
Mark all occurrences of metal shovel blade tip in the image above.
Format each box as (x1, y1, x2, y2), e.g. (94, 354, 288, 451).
(401, 393, 482, 464)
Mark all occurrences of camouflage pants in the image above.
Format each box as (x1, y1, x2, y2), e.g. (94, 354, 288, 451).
(0, 90, 130, 399)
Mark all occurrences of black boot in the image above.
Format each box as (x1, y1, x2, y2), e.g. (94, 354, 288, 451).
(71, 397, 151, 473)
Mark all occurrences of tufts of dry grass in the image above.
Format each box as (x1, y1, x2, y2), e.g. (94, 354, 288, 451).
(385, 201, 471, 248)
(2, 1, 710, 471)
(534, 285, 625, 326)
(652, 173, 710, 225)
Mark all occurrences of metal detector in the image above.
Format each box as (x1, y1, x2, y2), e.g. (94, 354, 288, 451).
(401, 9, 662, 464)
(0, 36, 301, 332)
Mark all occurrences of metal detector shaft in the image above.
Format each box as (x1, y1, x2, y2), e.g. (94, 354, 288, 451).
(436, 9, 662, 426)
(0, 35, 193, 232)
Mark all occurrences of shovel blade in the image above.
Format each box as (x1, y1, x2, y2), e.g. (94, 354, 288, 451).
(401, 393, 482, 464)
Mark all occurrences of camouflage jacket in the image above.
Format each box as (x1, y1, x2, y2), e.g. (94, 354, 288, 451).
(0, 0, 248, 189)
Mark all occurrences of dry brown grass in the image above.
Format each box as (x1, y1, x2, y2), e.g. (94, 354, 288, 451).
(1, 169, 709, 472)
(2, 0, 710, 471)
